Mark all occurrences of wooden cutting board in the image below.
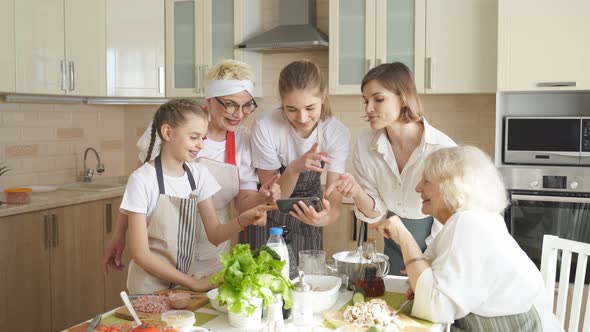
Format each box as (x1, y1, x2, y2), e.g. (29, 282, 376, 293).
(115, 290, 209, 321)
(323, 310, 431, 332)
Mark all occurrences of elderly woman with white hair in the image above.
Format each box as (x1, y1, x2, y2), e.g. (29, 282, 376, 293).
(372, 146, 562, 331)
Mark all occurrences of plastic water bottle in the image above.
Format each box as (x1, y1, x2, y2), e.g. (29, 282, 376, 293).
(267, 227, 290, 280)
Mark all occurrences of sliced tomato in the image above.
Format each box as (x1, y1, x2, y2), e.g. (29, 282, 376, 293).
(131, 325, 160, 332)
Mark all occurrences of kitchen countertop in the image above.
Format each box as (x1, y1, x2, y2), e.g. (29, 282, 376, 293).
(0, 187, 124, 218)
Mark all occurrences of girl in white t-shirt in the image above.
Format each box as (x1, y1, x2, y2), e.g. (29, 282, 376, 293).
(247, 60, 351, 278)
(121, 99, 271, 293)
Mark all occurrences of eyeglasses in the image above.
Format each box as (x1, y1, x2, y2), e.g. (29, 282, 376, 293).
(214, 97, 258, 115)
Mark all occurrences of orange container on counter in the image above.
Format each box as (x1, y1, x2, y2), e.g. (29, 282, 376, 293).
(4, 187, 32, 204)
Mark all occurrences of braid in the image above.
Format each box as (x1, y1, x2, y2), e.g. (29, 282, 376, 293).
(144, 120, 157, 163)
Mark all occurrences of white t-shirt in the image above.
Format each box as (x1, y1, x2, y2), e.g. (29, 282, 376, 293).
(136, 126, 258, 191)
(120, 162, 221, 223)
(251, 108, 350, 174)
(199, 127, 258, 191)
(352, 118, 455, 243)
(412, 209, 561, 331)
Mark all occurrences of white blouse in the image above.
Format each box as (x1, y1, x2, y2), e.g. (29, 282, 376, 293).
(352, 118, 455, 243)
(412, 209, 561, 331)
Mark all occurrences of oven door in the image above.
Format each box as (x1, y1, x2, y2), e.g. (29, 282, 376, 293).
(506, 191, 590, 282)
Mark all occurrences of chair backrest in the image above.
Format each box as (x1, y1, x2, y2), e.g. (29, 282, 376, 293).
(541, 235, 590, 331)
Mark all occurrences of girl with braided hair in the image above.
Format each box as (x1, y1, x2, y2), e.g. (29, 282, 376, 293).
(121, 98, 271, 293)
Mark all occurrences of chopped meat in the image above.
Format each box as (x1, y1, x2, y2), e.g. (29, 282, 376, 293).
(132, 294, 173, 313)
(343, 299, 403, 332)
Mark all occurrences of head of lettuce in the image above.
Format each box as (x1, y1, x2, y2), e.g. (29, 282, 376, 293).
(210, 244, 294, 315)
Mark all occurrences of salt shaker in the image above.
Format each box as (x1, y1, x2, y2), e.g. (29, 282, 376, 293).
(266, 293, 285, 332)
(292, 270, 313, 326)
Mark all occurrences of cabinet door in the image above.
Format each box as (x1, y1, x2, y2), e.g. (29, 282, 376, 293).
(498, 0, 590, 91)
(104, 197, 132, 311)
(15, 0, 65, 94)
(106, 0, 165, 97)
(0, 211, 52, 331)
(329, 0, 376, 95)
(375, 0, 425, 91)
(0, 0, 15, 93)
(64, 0, 106, 96)
(165, 0, 202, 97)
(50, 202, 104, 332)
(425, 0, 496, 93)
(203, 0, 234, 66)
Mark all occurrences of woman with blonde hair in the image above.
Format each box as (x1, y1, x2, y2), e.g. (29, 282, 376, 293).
(103, 59, 280, 278)
(246, 59, 350, 277)
(326, 62, 455, 275)
(372, 146, 561, 331)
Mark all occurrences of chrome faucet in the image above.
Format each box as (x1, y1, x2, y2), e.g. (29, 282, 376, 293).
(83, 147, 105, 182)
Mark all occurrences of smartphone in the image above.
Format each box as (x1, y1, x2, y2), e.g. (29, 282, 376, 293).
(276, 197, 324, 214)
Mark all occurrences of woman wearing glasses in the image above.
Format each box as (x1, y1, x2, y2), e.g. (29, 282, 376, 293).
(245, 60, 350, 278)
(103, 59, 280, 279)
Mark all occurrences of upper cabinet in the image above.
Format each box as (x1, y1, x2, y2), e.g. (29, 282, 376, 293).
(106, 0, 165, 97)
(498, 0, 590, 91)
(165, 0, 263, 98)
(329, 0, 425, 95)
(329, 0, 497, 95)
(0, 0, 15, 93)
(15, 0, 105, 96)
(424, 0, 497, 93)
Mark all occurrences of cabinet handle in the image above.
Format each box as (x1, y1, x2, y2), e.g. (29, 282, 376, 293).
(106, 203, 112, 233)
(43, 215, 50, 250)
(202, 65, 208, 94)
(69, 61, 75, 91)
(365, 59, 373, 73)
(376, 58, 383, 66)
(194, 65, 200, 93)
(158, 66, 165, 95)
(52, 214, 58, 248)
(536, 82, 576, 87)
(425, 57, 433, 89)
(60, 60, 67, 91)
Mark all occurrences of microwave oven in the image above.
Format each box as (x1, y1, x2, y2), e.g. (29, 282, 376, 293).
(504, 117, 590, 166)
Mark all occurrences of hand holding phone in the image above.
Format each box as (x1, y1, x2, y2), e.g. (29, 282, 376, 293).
(276, 197, 324, 214)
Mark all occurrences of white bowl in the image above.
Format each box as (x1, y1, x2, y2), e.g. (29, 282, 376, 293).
(227, 298, 263, 329)
(206, 288, 227, 313)
(294, 275, 341, 313)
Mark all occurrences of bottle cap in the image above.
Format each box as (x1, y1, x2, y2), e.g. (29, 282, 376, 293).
(293, 270, 311, 292)
(270, 227, 283, 235)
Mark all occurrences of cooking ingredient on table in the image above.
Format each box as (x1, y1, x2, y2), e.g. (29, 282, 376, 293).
(168, 292, 191, 309)
(353, 288, 366, 304)
(115, 290, 208, 321)
(343, 299, 403, 331)
(133, 294, 173, 313)
(160, 310, 196, 330)
(210, 243, 293, 315)
(357, 240, 386, 297)
(266, 227, 290, 280)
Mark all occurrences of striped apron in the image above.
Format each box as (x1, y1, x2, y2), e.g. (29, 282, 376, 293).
(452, 306, 542, 332)
(127, 155, 202, 294)
(240, 122, 325, 279)
(385, 211, 433, 276)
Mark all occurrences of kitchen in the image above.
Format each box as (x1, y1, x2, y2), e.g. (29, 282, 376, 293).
(0, 0, 588, 331)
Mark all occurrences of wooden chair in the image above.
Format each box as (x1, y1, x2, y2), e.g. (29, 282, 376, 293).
(540, 235, 590, 331)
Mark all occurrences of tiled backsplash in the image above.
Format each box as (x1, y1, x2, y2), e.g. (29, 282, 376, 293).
(0, 55, 495, 189)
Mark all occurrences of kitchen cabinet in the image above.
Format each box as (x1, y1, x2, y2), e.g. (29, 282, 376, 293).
(329, 0, 426, 95)
(329, 0, 497, 95)
(0, 0, 15, 93)
(0, 200, 108, 332)
(498, 0, 590, 91)
(106, 0, 165, 97)
(14, 0, 106, 96)
(424, 0, 497, 93)
(165, 0, 263, 97)
(0, 210, 51, 332)
(104, 197, 132, 311)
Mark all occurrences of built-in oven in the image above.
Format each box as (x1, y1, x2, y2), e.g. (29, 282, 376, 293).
(502, 167, 590, 283)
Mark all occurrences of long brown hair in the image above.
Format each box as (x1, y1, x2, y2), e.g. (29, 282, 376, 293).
(144, 99, 207, 163)
(361, 62, 423, 123)
(278, 60, 331, 120)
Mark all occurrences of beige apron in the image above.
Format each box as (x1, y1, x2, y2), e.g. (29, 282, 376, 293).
(127, 156, 202, 294)
(192, 157, 239, 277)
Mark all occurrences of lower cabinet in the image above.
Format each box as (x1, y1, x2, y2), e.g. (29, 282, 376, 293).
(0, 197, 125, 331)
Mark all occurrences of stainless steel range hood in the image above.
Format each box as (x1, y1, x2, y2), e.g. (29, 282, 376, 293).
(237, 0, 328, 52)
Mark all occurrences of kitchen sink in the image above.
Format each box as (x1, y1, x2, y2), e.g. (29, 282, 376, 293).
(60, 176, 127, 192)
